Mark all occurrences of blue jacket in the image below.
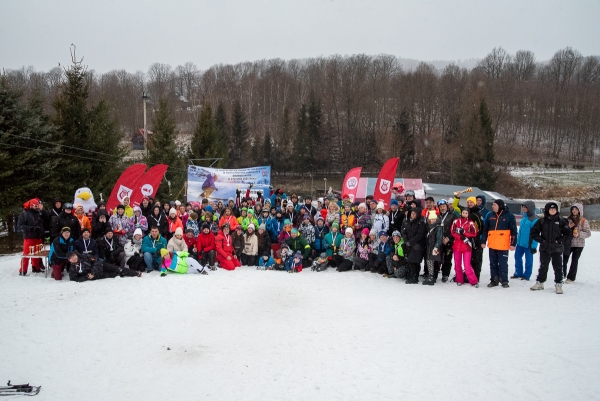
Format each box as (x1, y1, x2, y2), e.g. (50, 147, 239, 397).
(377, 240, 392, 260)
(258, 255, 275, 268)
(313, 224, 329, 252)
(517, 201, 538, 249)
(141, 234, 167, 255)
(49, 236, 74, 264)
(268, 217, 285, 243)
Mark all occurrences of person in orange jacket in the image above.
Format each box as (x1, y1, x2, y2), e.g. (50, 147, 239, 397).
(167, 208, 183, 241)
(74, 204, 92, 235)
(218, 207, 239, 231)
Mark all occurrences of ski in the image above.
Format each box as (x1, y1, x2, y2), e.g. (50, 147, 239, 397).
(0, 386, 41, 396)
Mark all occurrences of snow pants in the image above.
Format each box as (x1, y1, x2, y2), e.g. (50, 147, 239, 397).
(334, 255, 353, 272)
(241, 254, 257, 266)
(563, 247, 583, 281)
(407, 262, 420, 282)
(453, 250, 478, 285)
(20, 238, 43, 273)
(353, 256, 369, 270)
(537, 251, 563, 284)
(198, 250, 216, 267)
(489, 249, 509, 284)
(186, 258, 210, 274)
(218, 255, 242, 271)
(51, 261, 68, 281)
(514, 245, 534, 280)
(471, 246, 483, 280)
(439, 244, 453, 279)
(101, 262, 139, 278)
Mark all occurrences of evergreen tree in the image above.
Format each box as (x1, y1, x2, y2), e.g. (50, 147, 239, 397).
(229, 100, 248, 168)
(52, 53, 127, 197)
(263, 131, 273, 166)
(146, 98, 186, 199)
(190, 103, 226, 166)
(295, 103, 310, 173)
(392, 109, 414, 168)
(274, 106, 291, 170)
(455, 98, 497, 190)
(307, 96, 322, 170)
(0, 80, 60, 216)
(214, 101, 229, 167)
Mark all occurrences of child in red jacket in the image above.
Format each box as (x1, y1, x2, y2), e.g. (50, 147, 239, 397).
(450, 209, 479, 287)
(197, 223, 216, 270)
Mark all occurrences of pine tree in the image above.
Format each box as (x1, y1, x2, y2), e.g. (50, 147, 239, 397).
(230, 100, 248, 168)
(146, 98, 186, 199)
(190, 103, 225, 166)
(392, 109, 414, 168)
(275, 106, 291, 170)
(0, 80, 60, 216)
(214, 101, 229, 167)
(52, 52, 127, 198)
(455, 98, 497, 190)
(307, 96, 322, 170)
(295, 103, 309, 173)
(263, 131, 273, 166)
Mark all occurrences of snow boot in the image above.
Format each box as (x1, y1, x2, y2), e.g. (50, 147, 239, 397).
(555, 283, 563, 294)
(441, 276, 448, 283)
(472, 283, 479, 288)
(565, 279, 574, 284)
(487, 281, 499, 288)
(530, 281, 544, 291)
(456, 282, 463, 286)
(502, 282, 509, 288)
(422, 276, 435, 285)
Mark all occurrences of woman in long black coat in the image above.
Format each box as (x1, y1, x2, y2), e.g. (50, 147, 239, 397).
(401, 207, 427, 284)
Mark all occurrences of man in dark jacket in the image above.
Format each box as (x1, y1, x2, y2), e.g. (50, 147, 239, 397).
(529, 202, 571, 294)
(92, 208, 111, 240)
(49, 227, 75, 280)
(17, 198, 45, 275)
(49, 197, 63, 242)
(98, 228, 125, 268)
(481, 199, 518, 288)
(402, 207, 427, 284)
(388, 200, 404, 237)
(55, 203, 80, 241)
(68, 251, 140, 282)
(437, 199, 457, 282)
(74, 228, 99, 259)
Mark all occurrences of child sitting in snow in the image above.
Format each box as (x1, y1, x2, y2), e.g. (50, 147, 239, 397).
(274, 243, 290, 270)
(257, 254, 276, 270)
(311, 253, 329, 272)
(287, 251, 303, 273)
(159, 248, 209, 277)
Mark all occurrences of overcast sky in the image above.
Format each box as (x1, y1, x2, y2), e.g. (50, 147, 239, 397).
(1, 0, 598, 73)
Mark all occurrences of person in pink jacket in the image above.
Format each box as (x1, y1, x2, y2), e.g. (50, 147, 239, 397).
(450, 209, 479, 287)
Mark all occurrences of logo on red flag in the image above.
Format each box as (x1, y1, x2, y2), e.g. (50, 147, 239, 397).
(346, 177, 358, 190)
(341, 167, 363, 201)
(117, 185, 133, 202)
(379, 179, 391, 194)
(141, 184, 154, 197)
(373, 158, 400, 208)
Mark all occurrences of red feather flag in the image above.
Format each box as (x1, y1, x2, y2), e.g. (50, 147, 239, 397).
(341, 167, 362, 202)
(129, 164, 169, 207)
(106, 164, 147, 212)
(372, 157, 399, 208)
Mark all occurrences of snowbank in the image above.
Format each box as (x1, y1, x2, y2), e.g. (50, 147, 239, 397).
(2, 235, 600, 401)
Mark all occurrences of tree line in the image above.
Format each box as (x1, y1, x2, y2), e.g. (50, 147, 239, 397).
(1, 46, 599, 215)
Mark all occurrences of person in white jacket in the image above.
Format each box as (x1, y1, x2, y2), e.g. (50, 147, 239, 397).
(124, 228, 144, 264)
(371, 202, 389, 235)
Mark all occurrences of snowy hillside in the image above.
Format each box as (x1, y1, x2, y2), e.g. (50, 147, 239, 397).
(2, 236, 600, 400)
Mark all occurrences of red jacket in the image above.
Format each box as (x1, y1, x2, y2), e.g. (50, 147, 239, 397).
(451, 217, 478, 253)
(216, 232, 235, 259)
(184, 235, 196, 250)
(197, 232, 215, 252)
(218, 214, 239, 231)
(168, 216, 183, 234)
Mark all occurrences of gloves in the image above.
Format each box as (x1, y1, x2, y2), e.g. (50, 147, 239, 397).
(531, 248, 537, 255)
(460, 234, 466, 240)
(456, 228, 464, 235)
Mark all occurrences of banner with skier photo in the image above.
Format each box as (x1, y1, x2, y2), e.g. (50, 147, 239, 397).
(187, 165, 271, 202)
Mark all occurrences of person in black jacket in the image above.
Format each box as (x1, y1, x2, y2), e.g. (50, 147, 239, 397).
(49, 197, 63, 242)
(92, 208, 111, 240)
(402, 207, 427, 284)
(17, 198, 45, 275)
(529, 202, 571, 294)
(140, 196, 153, 219)
(54, 203, 80, 241)
(49, 227, 74, 280)
(388, 200, 404, 237)
(68, 252, 140, 282)
(98, 228, 125, 268)
(147, 205, 168, 239)
(73, 228, 99, 259)
(437, 199, 456, 282)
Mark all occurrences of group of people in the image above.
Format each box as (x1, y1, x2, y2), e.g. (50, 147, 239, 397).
(16, 185, 591, 293)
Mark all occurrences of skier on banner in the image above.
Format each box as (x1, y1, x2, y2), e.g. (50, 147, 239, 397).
(199, 173, 219, 199)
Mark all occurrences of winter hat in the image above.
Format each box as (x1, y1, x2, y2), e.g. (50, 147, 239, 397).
(247, 209, 254, 215)
(174, 227, 183, 236)
(228, 197, 235, 203)
(405, 190, 415, 197)
(303, 214, 311, 221)
(201, 222, 210, 230)
(316, 216, 324, 222)
(294, 251, 302, 258)
(427, 210, 438, 220)
(169, 208, 177, 216)
(376, 201, 385, 210)
(493, 199, 505, 210)
(361, 228, 370, 236)
(390, 199, 399, 207)
(81, 227, 91, 234)
(205, 205, 213, 213)
(133, 228, 143, 237)
(291, 228, 299, 235)
(241, 207, 248, 212)
(358, 202, 367, 210)
(104, 226, 113, 234)
(392, 230, 401, 237)
(247, 224, 255, 231)
(190, 212, 198, 220)
(466, 196, 476, 205)
(332, 222, 339, 229)
(186, 228, 195, 234)
(345, 227, 353, 235)
(117, 204, 125, 210)
(379, 230, 388, 238)
(259, 224, 266, 231)
(283, 219, 292, 225)
(133, 206, 141, 213)
(175, 200, 181, 206)
(160, 248, 170, 258)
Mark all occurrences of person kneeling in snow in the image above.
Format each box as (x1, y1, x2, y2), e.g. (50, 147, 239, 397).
(159, 248, 209, 277)
(286, 251, 303, 273)
(258, 254, 276, 270)
(216, 224, 242, 271)
(311, 252, 329, 272)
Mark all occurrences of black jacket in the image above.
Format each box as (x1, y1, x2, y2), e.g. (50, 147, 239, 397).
(74, 237, 99, 258)
(98, 235, 124, 264)
(17, 208, 44, 239)
(147, 211, 168, 238)
(388, 208, 404, 236)
(49, 207, 63, 239)
(438, 211, 457, 246)
(55, 212, 81, 241)
(402, 208, 427, 264)
(68, 253, 102, 283)
(92, 209, 111, 240)
(530, 206, 571, 254)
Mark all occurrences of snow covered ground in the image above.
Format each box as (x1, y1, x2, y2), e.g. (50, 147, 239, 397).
(2, 236, 600, 401)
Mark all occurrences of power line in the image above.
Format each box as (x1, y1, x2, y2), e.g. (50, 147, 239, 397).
(1, 132, 119, 161)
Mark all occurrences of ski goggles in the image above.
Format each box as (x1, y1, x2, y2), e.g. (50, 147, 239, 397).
(437, 199, 448, 206)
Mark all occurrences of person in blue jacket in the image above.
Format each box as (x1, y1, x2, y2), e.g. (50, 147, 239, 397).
(141, 226, 167, 272)
(312, 216, 329, 258)
(258, 254, 276, 270)
(512, 201, 538, 281)
(268, 208, 285, 243)
(370, 231, 392, 274)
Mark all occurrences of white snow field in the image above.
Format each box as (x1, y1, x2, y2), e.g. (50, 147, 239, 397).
(2, 236, 600, 401)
